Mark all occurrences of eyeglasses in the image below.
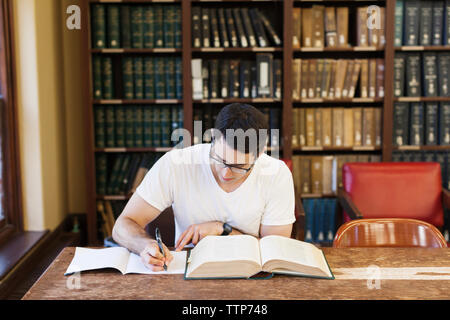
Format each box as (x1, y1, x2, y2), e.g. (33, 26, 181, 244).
(209, 145, 254, 175)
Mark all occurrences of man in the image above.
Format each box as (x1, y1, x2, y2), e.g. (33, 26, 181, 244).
(112, 103, 295, 271)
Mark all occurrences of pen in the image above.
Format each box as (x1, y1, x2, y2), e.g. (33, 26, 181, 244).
(155, 227, 167, 271)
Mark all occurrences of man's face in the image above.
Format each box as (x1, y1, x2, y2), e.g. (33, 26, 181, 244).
(210, 138, 256, 184)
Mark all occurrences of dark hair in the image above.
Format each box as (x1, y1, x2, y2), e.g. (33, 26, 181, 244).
(213, 103, 269, 156)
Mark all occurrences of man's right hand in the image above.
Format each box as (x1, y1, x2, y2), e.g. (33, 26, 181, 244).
(140, 239, 173, 272)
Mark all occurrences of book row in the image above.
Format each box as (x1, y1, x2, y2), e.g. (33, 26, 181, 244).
(192, 7, 281, 48)
(394, 0, 450, 46)
(97, 200, 128, 239)
(191, 55, 282, 100)
(292, 107, 382, 149)
(291, 154, 382, 197)
(394, 53, 450, 97)
(391, 151, 450, 189)
(96, 152, 161, 197)
(393, 102, 450, 146)
(293, 6, 385, 49)
(93, 56, 183, 100)
(94, 105, 184, 149)
(302, 198, 337, 244)
(292, 59, 384, 100)
(91, 4, 182, 49)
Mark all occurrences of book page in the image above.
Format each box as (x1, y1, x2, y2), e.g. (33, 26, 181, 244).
(259, 235, 331, 277)
(64, 247, 131, 275)
(187, 235, 261, 274)
(125, 251, 187, 274)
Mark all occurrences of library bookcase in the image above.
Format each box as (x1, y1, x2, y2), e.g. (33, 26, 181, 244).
(80, 0, 450, 245)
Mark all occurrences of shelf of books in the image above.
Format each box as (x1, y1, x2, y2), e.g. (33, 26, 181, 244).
(81, 0, 450, 246)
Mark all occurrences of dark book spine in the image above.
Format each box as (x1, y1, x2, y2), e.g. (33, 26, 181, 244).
(202, 60, 209, 99)
(303, 199, 315, 243)
(438, 53, 450, 96)
(94, 106, 105, 148)
(209, 59, 219, 99)
(225, 9, 238, 48)
(394, 54, 405, 97)
(440, 102, 450, 145)
(273, 59, 282, 99)
(155, 57, 166, 99)
(432, 1, 445, 45)
(420, 1, 433, 45)
(446, 0, 450, 45)
(165, 57, 176, 99)
(423, 53, 438, 97)
(105, 105, 116, 147)
(91, 4, 106, 49)
(154, 5, 164, 48)
(92, 55, 103, 99)
(133, 57, 144, 100)
(241, 8, 257, 47)
(144, 57, 155, 100)
(131, 6, 144, 49)
(257, 9, 281, 46)
(134, 106, 144, 148)
(152, 106, 161, 147)
(229, 60, 240, 98)
(143, 107, 153, 147)
(221, 59, 230, 98)
(409, 102, 424, 145)
(239, 60, 249, 98)
(122, 57, 134, 100)
(102, 57, 114, 99)
(233, 8, 248, 47)
(113, 154, 131, 195)
(120, 6, 131, 48)
(256, 53, 273, 98)
(106, 5, 120, 48)
(210, 8, 220, 48)
(192, 7, 202, 48)
(425, 102, 439, 145)
(171, 105, 181, 146)
(404, 0, 420, 46)
(406, 53, 421, 97)
(143, 6, 155, 49)
(249, 8, 268, 47)
(217, 8, 229, 48)
(174, 6, 182, 48)
(115, 106, 125, 148)
(95, 154, 107, 195)
(160, 105, 171, 147)
(125, 107, 134, 147)
(394, 0, 404, 46)
(175, 57, 183, 99)
(393, 102, 409, 146)
(201, 8, 211, 48)
(163, 6, 175, 48)
(269, 108, 280, 147)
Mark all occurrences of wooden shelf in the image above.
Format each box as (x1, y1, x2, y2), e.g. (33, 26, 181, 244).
(90, 0, 180, 3)
(394, 97, 450, 102)
(193, 98, 282, 103)
(301, 193, 336, 199)
(294, 46, 384, 52)
(293, 146, 381, 152)
(93, 99, 183, 105)
(293, 97, 383, 103)
(192, 47, 282, 52)
(97, 195, 131, 201)
(95, 147, 173, 153)
(91, 48, 182, 54)
(393, 146, 450, 152)
(395, 46, 450, 52)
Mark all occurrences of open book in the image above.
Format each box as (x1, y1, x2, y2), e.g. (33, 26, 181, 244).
(184, 235, 334, 279)
(64, 247, 187, 275)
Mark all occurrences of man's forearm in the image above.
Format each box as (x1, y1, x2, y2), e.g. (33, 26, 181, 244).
(112, 217, 155, 255)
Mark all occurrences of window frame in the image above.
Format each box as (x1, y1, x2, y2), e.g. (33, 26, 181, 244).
(0, 0, 23, 245)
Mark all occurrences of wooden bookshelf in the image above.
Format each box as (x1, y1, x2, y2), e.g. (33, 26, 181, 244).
(81, 0, 450, 245)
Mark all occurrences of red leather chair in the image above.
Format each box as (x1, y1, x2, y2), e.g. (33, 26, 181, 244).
(338, 162, 449, 229)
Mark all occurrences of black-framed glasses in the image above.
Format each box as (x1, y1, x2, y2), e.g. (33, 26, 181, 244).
(209, 143, 254, 175)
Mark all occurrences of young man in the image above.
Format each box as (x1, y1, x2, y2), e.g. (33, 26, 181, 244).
(112, 103, 295, 271)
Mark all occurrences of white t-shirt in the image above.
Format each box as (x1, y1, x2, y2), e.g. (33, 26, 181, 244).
(136, 143, 296, 245)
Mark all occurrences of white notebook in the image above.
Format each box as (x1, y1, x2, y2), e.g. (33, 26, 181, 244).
(64, 247, 187, 276)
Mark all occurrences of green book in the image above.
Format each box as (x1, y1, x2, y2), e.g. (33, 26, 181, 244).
(105, 106, 116, 147)
(121, 6, 132, 48)
(115, 106, 125, 148)
(152, 106, 161, 147)
(102, 57, 114, 99)
(106, 5, 120, 48)
(125, 107, 135, 147)
(394, 0, 404, 46)
(160, 105, 171, 147)
(122, 57, 134, 100)
(143, 107, 153, 147)
(165, 57, 176, 99)
(143, 6, 155, 48)
(155, 57, 166, 99)
(134, 106, 144, 148)
(171, 105, 183, 147)
(133, 57, 144, 100)
(106, 155, 124, 195)
(92, 55, 103, 99)
(175, 57, 182, 99)
(144, 57, 155, 100)
(91, 4, 106, 49)
(113, 154, 132, 195)
(174, 6, 182, 48)
(163, 6, 175, 48)
(94, 106, 106, 148)
(154, 5, 164, 48)
(131, 6, 144, 49)
(95, 154, 107, 195)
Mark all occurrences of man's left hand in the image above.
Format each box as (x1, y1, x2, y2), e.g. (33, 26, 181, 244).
(175, 222, 223, 251)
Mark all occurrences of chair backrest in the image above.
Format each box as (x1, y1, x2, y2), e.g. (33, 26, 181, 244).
(342, 162, 444, 227)
(333, 218, 448, 248)
(146, 207, 175, 247)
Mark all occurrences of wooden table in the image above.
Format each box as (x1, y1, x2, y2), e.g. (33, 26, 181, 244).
(22, 247, 450, 300)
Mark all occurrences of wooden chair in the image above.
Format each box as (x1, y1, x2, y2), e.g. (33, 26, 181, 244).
(333, 218, 448, 248)
(338, 162, 449, 228)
